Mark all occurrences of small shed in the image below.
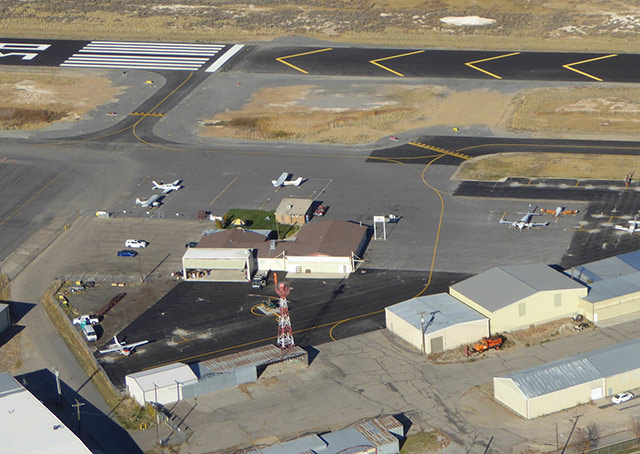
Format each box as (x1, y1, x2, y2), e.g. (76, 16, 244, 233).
(0, 304, 10, 335)
(385, 293, 488, 354)
(275, 198, 313, 225)
(125, 363, 198, 406)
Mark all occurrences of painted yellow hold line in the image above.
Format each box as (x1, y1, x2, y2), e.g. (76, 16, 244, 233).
(275, 48, 333, 74)
(369, 50, 425, 77)
(465, 52, 521, 79)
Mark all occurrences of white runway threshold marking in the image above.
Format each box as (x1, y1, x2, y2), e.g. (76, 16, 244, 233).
(61, 40, 226, 71)
(205, 44, 244, 72)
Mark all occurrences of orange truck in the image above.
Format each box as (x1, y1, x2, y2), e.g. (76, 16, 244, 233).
(467, 335, 503, 355)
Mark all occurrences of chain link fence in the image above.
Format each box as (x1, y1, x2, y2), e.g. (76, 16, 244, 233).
(587, 438, 640, 454)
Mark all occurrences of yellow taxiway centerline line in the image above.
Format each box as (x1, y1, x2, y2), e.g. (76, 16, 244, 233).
(562, 54, 618, 82)
(465, 52, 521, 79)
(0, 171, 65, 227)
(275, 48, 333, 74)
(210, 175, 239, 206)
(369, 50, 425, 77)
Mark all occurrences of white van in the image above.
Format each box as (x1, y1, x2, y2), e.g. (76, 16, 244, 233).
(82, 324, 97, 342)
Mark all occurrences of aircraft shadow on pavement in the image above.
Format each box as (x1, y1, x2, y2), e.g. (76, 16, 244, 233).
(17, 369, 142, 454)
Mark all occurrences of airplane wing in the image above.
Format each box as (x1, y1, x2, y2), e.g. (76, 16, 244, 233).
(162, 188, 173, 194)
(127, 340, 149, 349)
(99, 345, 124, 354)
(171, 180, 180, 185)
(540, 209, 554, 214)
(530, 222, 550, 227)
(614, 225, 630, 232)
(499, 219, 512, 225)
(561, 210, 579, 215)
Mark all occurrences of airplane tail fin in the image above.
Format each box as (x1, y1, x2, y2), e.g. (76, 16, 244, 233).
(152, 181, 159, 188)
(271, 180, 278, 187)
(113, 335, 122, 346)
(135, 198, 142, 205)
(172, 180, 180, 185)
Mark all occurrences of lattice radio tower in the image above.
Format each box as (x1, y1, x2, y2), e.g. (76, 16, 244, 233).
(275, 279, 295, 350)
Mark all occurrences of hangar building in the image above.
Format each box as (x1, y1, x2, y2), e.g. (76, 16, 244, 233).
(449, 264, 588, 333)
(385, 293, 488, 354)
(125, 363, 198, 406)
(494, 338, 640, 419)
(566, 251, 640, 324)
(0, 372, 92, 453)
(183, 220, 367, 280)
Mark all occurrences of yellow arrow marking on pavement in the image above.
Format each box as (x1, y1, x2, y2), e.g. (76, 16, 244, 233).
(465, 52, 521, 79)
(275, 48, 333, 74)
(369, 50, 425, 77)
(562, 54, 618, 82)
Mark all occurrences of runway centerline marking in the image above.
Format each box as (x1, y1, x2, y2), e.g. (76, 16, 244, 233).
(562, 54, 618, 82)
(0, 171, 65, 227)
(275, 48, 333, 74)
(210, 175, 239, 206)
(369, 50, 425, 77)
(464, 52, 520, 79)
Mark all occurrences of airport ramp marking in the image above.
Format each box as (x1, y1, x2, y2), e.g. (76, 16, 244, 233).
(408, 142, 471, 160)
(275, 48, 333, 74)
(61, 40, 226, 71)
(369, 50, 425, 77)
(562, 54, 618, 82)
(464, 52, 521, 79)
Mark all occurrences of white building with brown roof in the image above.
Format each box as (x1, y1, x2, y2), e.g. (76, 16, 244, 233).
(182, 219, 368, 281)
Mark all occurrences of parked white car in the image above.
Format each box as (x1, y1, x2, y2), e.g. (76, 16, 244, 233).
(125, 239, 148, 248)
(612, 392, 634, 404)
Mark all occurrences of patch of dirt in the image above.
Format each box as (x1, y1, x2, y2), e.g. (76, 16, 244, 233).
(0, 69, 123, 130)
(0, 328, 25, 374)
(429, 318, 591, 364)
(454, 152, 640, 181)
(200, 84, 513, 144)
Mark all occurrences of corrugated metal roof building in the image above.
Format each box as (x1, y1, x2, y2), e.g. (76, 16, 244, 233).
(239, 415, 403, 454)
(450, 264, 588, 333)
(577, 271, 640, 324)
(0, 372, 92, 453)
(494, 337, 640, 419)
(567, 250, 640, 284)
(385, 293, 488, 354)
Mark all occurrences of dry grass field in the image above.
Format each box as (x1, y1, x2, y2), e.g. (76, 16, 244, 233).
(2, 0, 640, 52)
(455, 152, 640, 181)
(0, 69, 122, 130)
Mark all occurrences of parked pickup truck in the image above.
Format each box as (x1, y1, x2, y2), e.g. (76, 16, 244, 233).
(72, 315, 100, 326)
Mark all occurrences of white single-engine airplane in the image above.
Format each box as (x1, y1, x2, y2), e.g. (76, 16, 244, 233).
(540, 206, 580, 218)
(499, 205, 550, 231)
(99, 336, 149, 356)
(614, 216, 640, 234)
(135, 194, 161, 208)
(152, 179, 181, 194)
(271, 172, 304, 188)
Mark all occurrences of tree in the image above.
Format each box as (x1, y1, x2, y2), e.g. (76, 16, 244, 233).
(631, 417, 640, 440)
(571, 423, 601, 453)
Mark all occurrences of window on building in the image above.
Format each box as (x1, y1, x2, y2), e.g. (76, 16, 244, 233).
(519, 302, 526, 317)
(554, 293, 562, 307)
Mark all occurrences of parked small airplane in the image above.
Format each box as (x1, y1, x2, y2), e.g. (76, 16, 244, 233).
(271, 172, 304, 188)
(135, 194, 161, 208)
(99, 336, 149, 356)
(614, 216, 640, 234)
(541, 207, 580, 218)
(499, 205, 550, 231)
(152, 179, 181, 194)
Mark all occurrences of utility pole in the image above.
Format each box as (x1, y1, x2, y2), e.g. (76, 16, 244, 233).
(561, 415, 581, 454)
(419, 313, 426, 355)
(54, 368, 62, 407)
(72, 399, 85, 438)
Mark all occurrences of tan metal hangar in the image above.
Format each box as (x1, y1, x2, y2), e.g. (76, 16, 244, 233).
(494, 338, 640, 419)
(449, 264, 588, 333)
